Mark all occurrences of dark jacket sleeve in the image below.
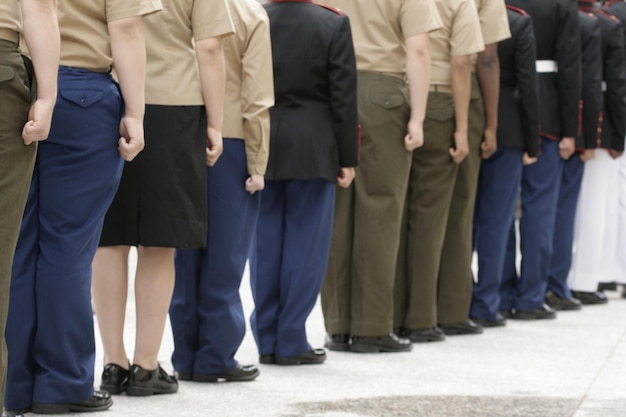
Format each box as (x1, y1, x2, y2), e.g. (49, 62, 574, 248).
(515, 16, 540, 157)
(603, 22, 626, 151)
(328, 15, 359, 168)
(580, 20, 602, 150)
(556, 0, 582, 138)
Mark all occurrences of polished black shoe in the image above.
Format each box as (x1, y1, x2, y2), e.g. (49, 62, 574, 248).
(472, 313, 507, 328)
(598, 282, 618, 292)
(511, 304, 557, 320)
(545, 291, 582, 311)
(2, 410, 29, 417)
(32, 391, 112, 414)
(192, 364, 260, 382)
(126, 363, 178, 396)
(276, 348, 326, 365)
(350, 333, 412, 353)
(404, 326, 445, 343)
(571, 291, 608, 305)
(100, 363, 129, 395)
(174, 371, 192, 381)
(259, 354, 276, 364)
(324, 333, 350, 351)
(499, 310, 513, 319)
(439, 319, 484, 335)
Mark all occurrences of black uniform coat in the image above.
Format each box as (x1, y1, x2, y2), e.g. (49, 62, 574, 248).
(601, 0, 626, 152)
(577, 10, 603, 150)
(498, 6, 540, 156)
(506, 0, 581, 141)
(263, 0, 359, 182)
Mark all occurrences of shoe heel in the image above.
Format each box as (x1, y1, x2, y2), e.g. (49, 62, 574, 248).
(349, 343, 380, 353)
(32, 403, 70, 414)
(125, 385, 156, 397)
(100, 383, 124, 395)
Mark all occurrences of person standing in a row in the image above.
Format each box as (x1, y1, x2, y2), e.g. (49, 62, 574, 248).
(394, 0, 484, 343)
(170, 0, 273, 381)
(92, 0, 234, 397)
(6, 0, 160, 414)
(471, 4, 539, 327)
(321, 0, 442, 354)
(0, 0, 59, 415)
(249, 0, 358, 365)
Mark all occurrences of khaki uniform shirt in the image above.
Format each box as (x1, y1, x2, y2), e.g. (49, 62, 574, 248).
(471, 0, 511, 69)
(323, 0, 442, 78)
(430, 0, 484, 86)
(223, 0, 274, 176)
(0, 1, 20, 36)
(144, 0, 235, 105)
(58, 0, 162, 71)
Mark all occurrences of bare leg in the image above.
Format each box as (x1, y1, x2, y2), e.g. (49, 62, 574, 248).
(92, 245, 131, 367)
(133, 246, 176, 369)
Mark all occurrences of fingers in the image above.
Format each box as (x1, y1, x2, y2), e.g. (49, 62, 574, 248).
(22, 121, 49, 145)
(480, 140, 497, 160)
(118, 137, 144, 161)
(404, 133, 424, 152)
(449, 146, 468, 164)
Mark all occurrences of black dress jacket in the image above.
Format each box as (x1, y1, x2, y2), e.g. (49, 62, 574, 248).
(498, 6, 540, 156)
(577, 10, 603, 150)
(506, 0, 581, 141)
(599, 1, 626, 152)
(263, 0, 359, 182)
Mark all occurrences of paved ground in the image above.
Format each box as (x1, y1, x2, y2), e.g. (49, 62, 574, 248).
(86, 251, 626, 417)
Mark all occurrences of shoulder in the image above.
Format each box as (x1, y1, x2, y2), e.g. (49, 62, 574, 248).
(316, 2, 344, 16)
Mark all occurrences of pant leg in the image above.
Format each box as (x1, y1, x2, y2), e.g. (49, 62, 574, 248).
(403, 91, 458, 329)
(568, 150, 613, 291)
(249, 181, 285, 356)
(617, 154, 626, 284)
(275, 179, 335, 357)
(599, 157, 620, 284)
(471, 148, 522, 321)
(193, 139, 259, 373)
(499, 221, 519, 312)
(0, 42, 36, 408)
(437, 77, 485, 325)
(9, 68, 124, 405)
(517, 138, 563, 311)
(547, 154, 584, 298)
(336, 72, 411, 336)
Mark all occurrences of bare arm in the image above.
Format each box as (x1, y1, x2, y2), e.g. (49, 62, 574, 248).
(109, 16, 146, 161)
(449, 54, 471, 163)
(21, 0, 59, 145)
(404, 33, 431, 151)
(196, 36, 226, 166)
(476, 43, 499, 159)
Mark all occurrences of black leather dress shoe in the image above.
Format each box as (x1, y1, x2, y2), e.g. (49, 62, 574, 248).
(126, 364, 178, 396)
(404, 326, 445, 343)
(439, 319, 484, 335)
(598, 282, 618, 292)
(472, 313, 507, 328)
(276, 348, 327, 365)
(545, 291, 582, 311)
(511, 304, 557, 320)
(2, 410, 29, 417)
(191, 364, 260, 382)
(571, 291, 608, 305)
(32, 391, 112, 414)
(100, 363, 129, 395)
(174, 371, 192, 381)
(324, 333, 350, 351)
(350, 333, 412, 353)
(259, 354, 276, 364)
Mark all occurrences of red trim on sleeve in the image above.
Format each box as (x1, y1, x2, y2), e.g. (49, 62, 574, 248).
(506, 5, 528, 16)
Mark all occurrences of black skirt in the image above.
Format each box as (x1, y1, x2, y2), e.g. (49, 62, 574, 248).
(100, 105, 208, 248)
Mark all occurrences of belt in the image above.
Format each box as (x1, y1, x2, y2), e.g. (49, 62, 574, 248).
(536, 60, 558, 73)
(429, 84, 453, 93)
(0, 28, 19, 44)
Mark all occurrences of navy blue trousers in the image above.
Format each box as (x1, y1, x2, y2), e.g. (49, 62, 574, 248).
(170, 139, 260, 374)
(471, 148, 523, 321)
(5, 67, 123, 408)
(249, 179, 335, 358)
(547, 154, 584, 298)
(500, 139, 563, 311)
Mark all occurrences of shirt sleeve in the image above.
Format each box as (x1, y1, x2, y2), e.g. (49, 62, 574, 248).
(478, 0, 511, 44)
(106, 0, 163, 22)
(192, 0, 235, 40)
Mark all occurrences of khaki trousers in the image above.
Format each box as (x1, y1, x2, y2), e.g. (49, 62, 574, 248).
(394, 91, 459, 329)
(437, 76, 484, 325)
(321, 72, 411, 336)
(0, 39, 37, 406)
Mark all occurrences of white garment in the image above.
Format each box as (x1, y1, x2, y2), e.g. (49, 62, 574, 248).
(615, 153, 626, 284)
(569, 150, 619, 291)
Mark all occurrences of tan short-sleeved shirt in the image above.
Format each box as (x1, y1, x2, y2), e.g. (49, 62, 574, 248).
(223, 0, 274, 176)
(471, 0, 510, 69)
(430, 0, 484, 86)
(58, 0, 162, 71)
(144, 0, 235, 105)
(323, 0, 442, 77)
(0, 1, 20, 36)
